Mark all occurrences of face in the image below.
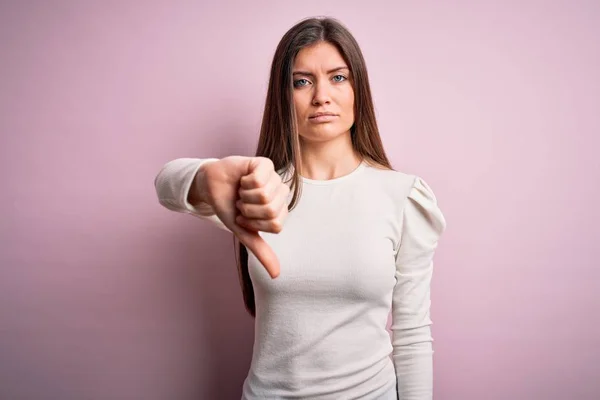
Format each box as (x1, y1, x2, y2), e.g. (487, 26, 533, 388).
(292, 41, 355, 144)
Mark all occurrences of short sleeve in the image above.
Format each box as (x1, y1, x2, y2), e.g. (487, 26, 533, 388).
(390, 176, 447, 399)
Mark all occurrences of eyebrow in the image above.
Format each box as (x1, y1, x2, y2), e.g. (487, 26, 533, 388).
(292, 66, 349, 76)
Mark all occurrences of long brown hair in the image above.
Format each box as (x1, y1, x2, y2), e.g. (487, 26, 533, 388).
(235, 17, 393, 317)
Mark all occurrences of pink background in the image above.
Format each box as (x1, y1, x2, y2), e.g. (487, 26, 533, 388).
(1, 1, 599, 399)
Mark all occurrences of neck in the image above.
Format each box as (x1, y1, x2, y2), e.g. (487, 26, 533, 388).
(298, 131, 362, 180)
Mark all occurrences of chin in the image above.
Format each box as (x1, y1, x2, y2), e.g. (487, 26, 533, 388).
(300, 124, 352, 142)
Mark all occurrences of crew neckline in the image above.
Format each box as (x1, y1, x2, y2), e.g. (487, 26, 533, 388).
(299, 161, 367, 186)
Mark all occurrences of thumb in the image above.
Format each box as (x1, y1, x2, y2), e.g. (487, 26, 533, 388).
(234, 226, 280, 279)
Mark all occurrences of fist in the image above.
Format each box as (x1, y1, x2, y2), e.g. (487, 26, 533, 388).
(202, 156, 290, 278)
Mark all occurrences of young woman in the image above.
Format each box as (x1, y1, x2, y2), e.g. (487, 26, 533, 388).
(155, 17, 446, 400)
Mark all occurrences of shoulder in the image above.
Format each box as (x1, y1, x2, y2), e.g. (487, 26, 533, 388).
(403, 175, 447, 239)
(361, 162, 421, 200)
(363, 163, 440, 196)
(362, 163, 446, 232)
(365, 165, 437, 205)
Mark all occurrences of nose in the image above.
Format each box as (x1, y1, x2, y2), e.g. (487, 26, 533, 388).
(312, 81, 332, 106)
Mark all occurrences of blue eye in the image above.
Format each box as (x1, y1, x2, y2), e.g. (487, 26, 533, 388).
(332, 75, 347, 82)
(293, 78, 310, 88)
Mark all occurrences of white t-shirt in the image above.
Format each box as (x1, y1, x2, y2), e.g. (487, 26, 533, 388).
(155, 158, 446, 400)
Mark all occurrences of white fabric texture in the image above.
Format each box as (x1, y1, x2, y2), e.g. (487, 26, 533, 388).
(154, 158, 446, 400)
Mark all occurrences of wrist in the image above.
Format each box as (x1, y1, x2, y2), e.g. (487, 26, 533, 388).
(188, 162, 212, 206)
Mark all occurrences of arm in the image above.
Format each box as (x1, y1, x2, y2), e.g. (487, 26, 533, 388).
(391, 176, 447, 399)
(154, 158, 230, 232)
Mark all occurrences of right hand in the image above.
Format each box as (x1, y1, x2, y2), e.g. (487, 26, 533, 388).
(200, 156, 290, 278)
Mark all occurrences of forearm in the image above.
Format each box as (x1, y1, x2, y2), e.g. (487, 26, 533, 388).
(393, 340, 433, 399)
(154, 158, 218, 214)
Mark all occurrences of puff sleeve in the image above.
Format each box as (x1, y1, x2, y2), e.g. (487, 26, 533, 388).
(391, 176, 447, 399)
(154, 158, 230, 232)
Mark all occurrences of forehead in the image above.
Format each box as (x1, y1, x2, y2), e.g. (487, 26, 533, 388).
(293, 41, 347, 70)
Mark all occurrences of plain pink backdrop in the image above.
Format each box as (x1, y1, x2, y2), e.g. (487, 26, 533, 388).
(1, 1, 599, 399)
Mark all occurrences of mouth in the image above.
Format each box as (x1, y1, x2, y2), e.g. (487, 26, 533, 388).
(309, 112, 337, 118)
(309, 112, 338, 123)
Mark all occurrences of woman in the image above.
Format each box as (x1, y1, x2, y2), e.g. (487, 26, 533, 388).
(155, 17, 446, 400)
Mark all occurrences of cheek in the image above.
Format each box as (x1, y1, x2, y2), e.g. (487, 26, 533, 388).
(293, 94, 308, 120)
(343, 88, 355, 117)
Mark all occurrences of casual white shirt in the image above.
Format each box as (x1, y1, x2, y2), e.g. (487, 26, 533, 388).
(155, 158, 446, 400)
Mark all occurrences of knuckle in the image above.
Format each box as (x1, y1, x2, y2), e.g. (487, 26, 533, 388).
(248, 176, 261, 188)
(265, 206, 278, 219)
(270, 220, 283, 233)
(258, 190, 270, 204)
(259, 157, 274, 169)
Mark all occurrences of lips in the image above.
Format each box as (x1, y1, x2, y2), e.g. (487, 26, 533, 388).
(309, 112, 337, 119)
(309, 114, 338, 123)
